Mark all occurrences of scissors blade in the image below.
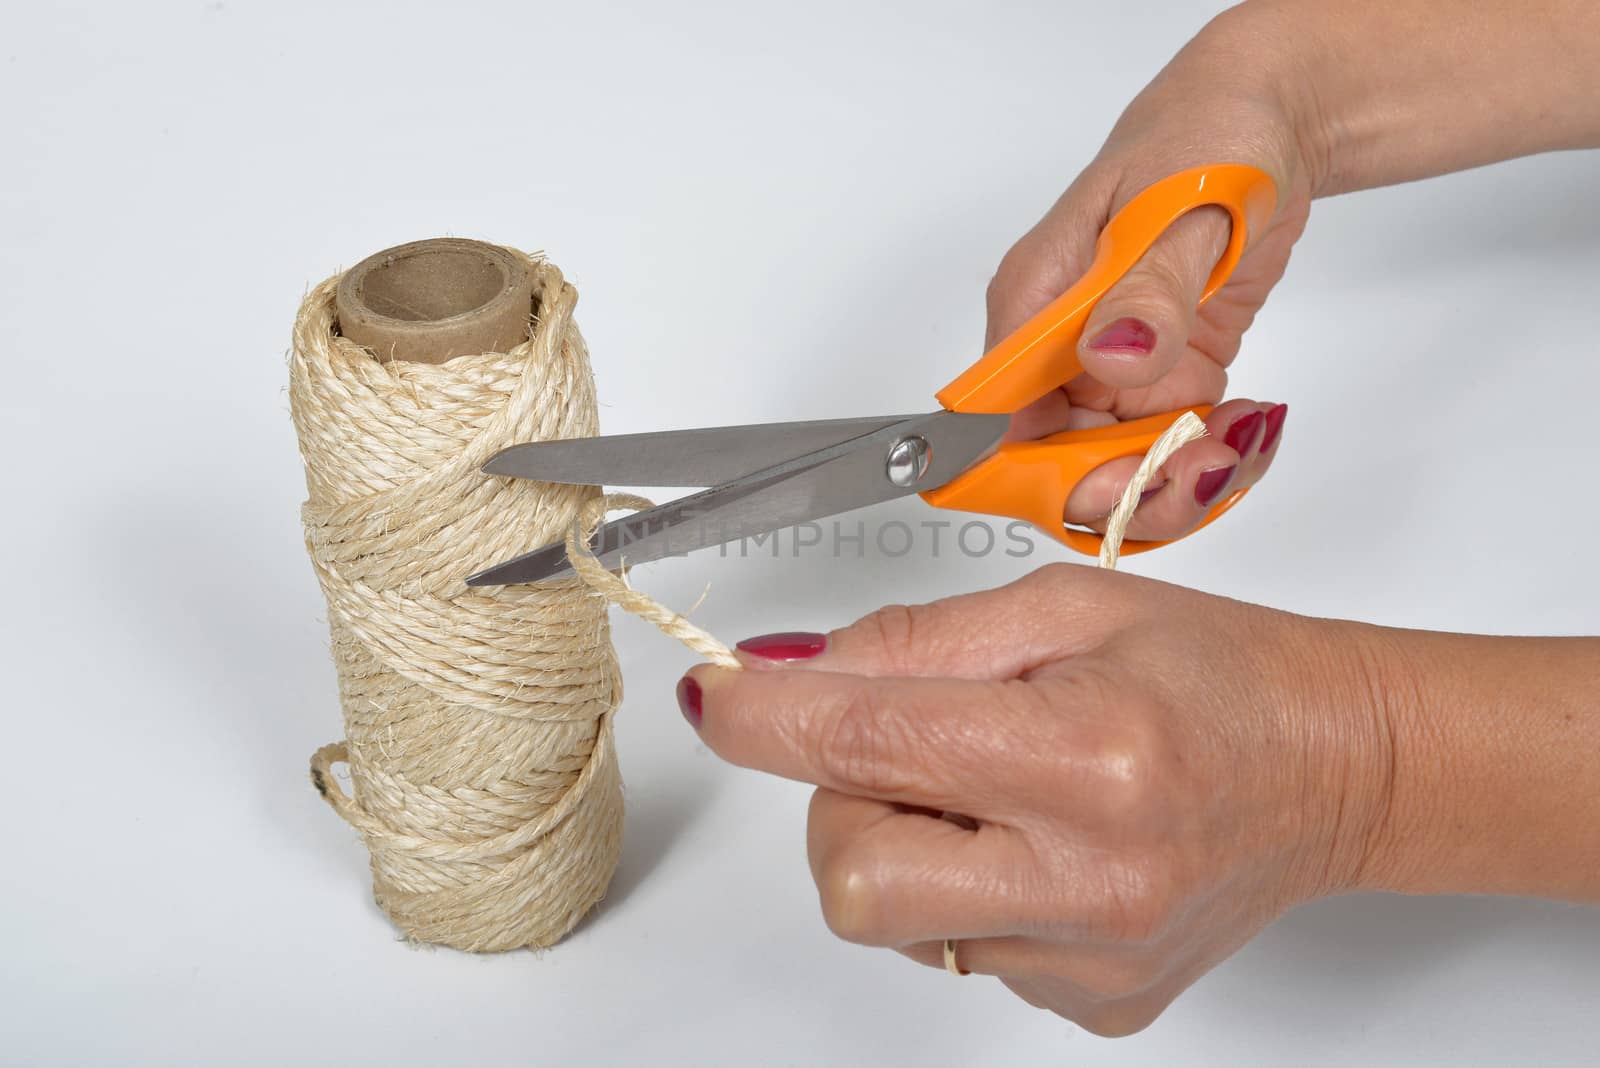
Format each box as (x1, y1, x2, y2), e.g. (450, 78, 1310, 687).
(481, 415, 915, 487)
(465, 409, 1009, 585)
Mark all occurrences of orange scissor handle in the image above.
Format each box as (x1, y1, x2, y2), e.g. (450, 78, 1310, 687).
(921, 407, 1247, 555)
(923, 164, 1275, 556)
(936, 163, 1277, 414)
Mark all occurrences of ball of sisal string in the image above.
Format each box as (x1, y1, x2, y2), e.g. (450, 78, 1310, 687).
(290, 243, 624, 951)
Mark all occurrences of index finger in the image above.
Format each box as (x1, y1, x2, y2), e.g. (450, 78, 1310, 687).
(684, 665, 1062, 815)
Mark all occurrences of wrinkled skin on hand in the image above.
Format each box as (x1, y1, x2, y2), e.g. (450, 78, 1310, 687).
(681, 0, 1600, 1038)
(685, 565, 1396, 1035)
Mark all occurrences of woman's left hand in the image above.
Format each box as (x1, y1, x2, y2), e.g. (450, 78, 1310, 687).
(677, 564, 1398, 1035)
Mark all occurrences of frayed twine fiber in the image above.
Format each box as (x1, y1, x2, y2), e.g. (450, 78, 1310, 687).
(293, 251, 625, 952)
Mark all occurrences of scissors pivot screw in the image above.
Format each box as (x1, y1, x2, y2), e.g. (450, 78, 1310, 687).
(885, 434, 932, 488)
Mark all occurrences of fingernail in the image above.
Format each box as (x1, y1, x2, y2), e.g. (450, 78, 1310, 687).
(1260, 403, 1289, 452)
(1086, 317, 1156, 355)
(736, 631, 827, 661)
(1138, 484, 1165, 506)
(1224, 411, 1266, 455)
(676, 675, 702, 728)
(1195, 465, 1236, 506)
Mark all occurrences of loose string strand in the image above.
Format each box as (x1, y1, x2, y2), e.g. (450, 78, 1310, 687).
(571, 411, 1209, 658)
(565, 494, 740, 668)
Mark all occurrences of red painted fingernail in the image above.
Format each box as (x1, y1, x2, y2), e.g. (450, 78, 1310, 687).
(676, 675, 702, 728)
(1086, 317, 1156, 354)
(1195, 465, 1236, 506)
(736, 631, 827, 661)
(1260, 403, 1289, 451)
(1224, 411, 1266, 455)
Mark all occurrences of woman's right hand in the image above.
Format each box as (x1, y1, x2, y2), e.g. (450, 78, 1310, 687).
(988, 4, 1323, 543)
(1001, 0, 1600, 544)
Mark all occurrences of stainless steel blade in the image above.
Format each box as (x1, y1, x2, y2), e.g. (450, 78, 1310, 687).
(481, 415, 915, 487)
(466, 410, 1009, 585)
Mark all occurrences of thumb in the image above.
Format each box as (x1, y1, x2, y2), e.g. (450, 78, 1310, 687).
(1074, 204, 1233, 391)
(732, 566, 1121, 680)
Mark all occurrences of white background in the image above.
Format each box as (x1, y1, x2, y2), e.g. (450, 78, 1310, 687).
(3, 1, 1598, 1064)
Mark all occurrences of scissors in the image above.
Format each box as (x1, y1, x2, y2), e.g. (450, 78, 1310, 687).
(467, 163, 1277, 587)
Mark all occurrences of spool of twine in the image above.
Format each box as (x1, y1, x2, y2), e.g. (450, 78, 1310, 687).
(289, 235, 1207, 954)
(290, 239, 624, 951)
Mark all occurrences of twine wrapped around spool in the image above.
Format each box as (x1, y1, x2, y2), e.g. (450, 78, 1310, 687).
(290, 241, 624, 951)
(288, 237, 1208, 955)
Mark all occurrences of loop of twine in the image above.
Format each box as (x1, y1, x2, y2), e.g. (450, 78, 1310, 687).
(293, 251, 625, 952)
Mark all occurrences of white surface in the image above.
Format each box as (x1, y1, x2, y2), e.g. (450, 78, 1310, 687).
(2, 1, 1598, 1064)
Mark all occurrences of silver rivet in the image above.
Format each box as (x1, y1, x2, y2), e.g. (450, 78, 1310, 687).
(885, 434, 932, 488)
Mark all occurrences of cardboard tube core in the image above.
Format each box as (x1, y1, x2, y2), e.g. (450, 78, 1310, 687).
(335, 238, 535, 364)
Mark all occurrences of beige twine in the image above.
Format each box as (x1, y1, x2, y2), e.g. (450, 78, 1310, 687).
(1097, 410, 1208, 570)
(293, 231, 1204, 954)
(571, 412, 1209, 648)
(565, 493, 740, 668)
(292, 250, 626, 952)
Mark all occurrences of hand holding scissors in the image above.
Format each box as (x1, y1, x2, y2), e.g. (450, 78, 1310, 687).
(469, 164, 1278, 587)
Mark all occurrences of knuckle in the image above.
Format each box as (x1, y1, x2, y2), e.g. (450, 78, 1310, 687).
(1114, 259, 1190, 324)
(1090, 723, 1169, 819)
(1112, 217, 1226, 319)
(853, 602, 926, 673)
(1036, 669, 1124, 756)
(814, 844, 886, 945)
(1052, 689, 1174, 824)
(813, 687, 915, 796)
(1025, 561, 1083, 598)
(1024, 563, 1132, 625)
